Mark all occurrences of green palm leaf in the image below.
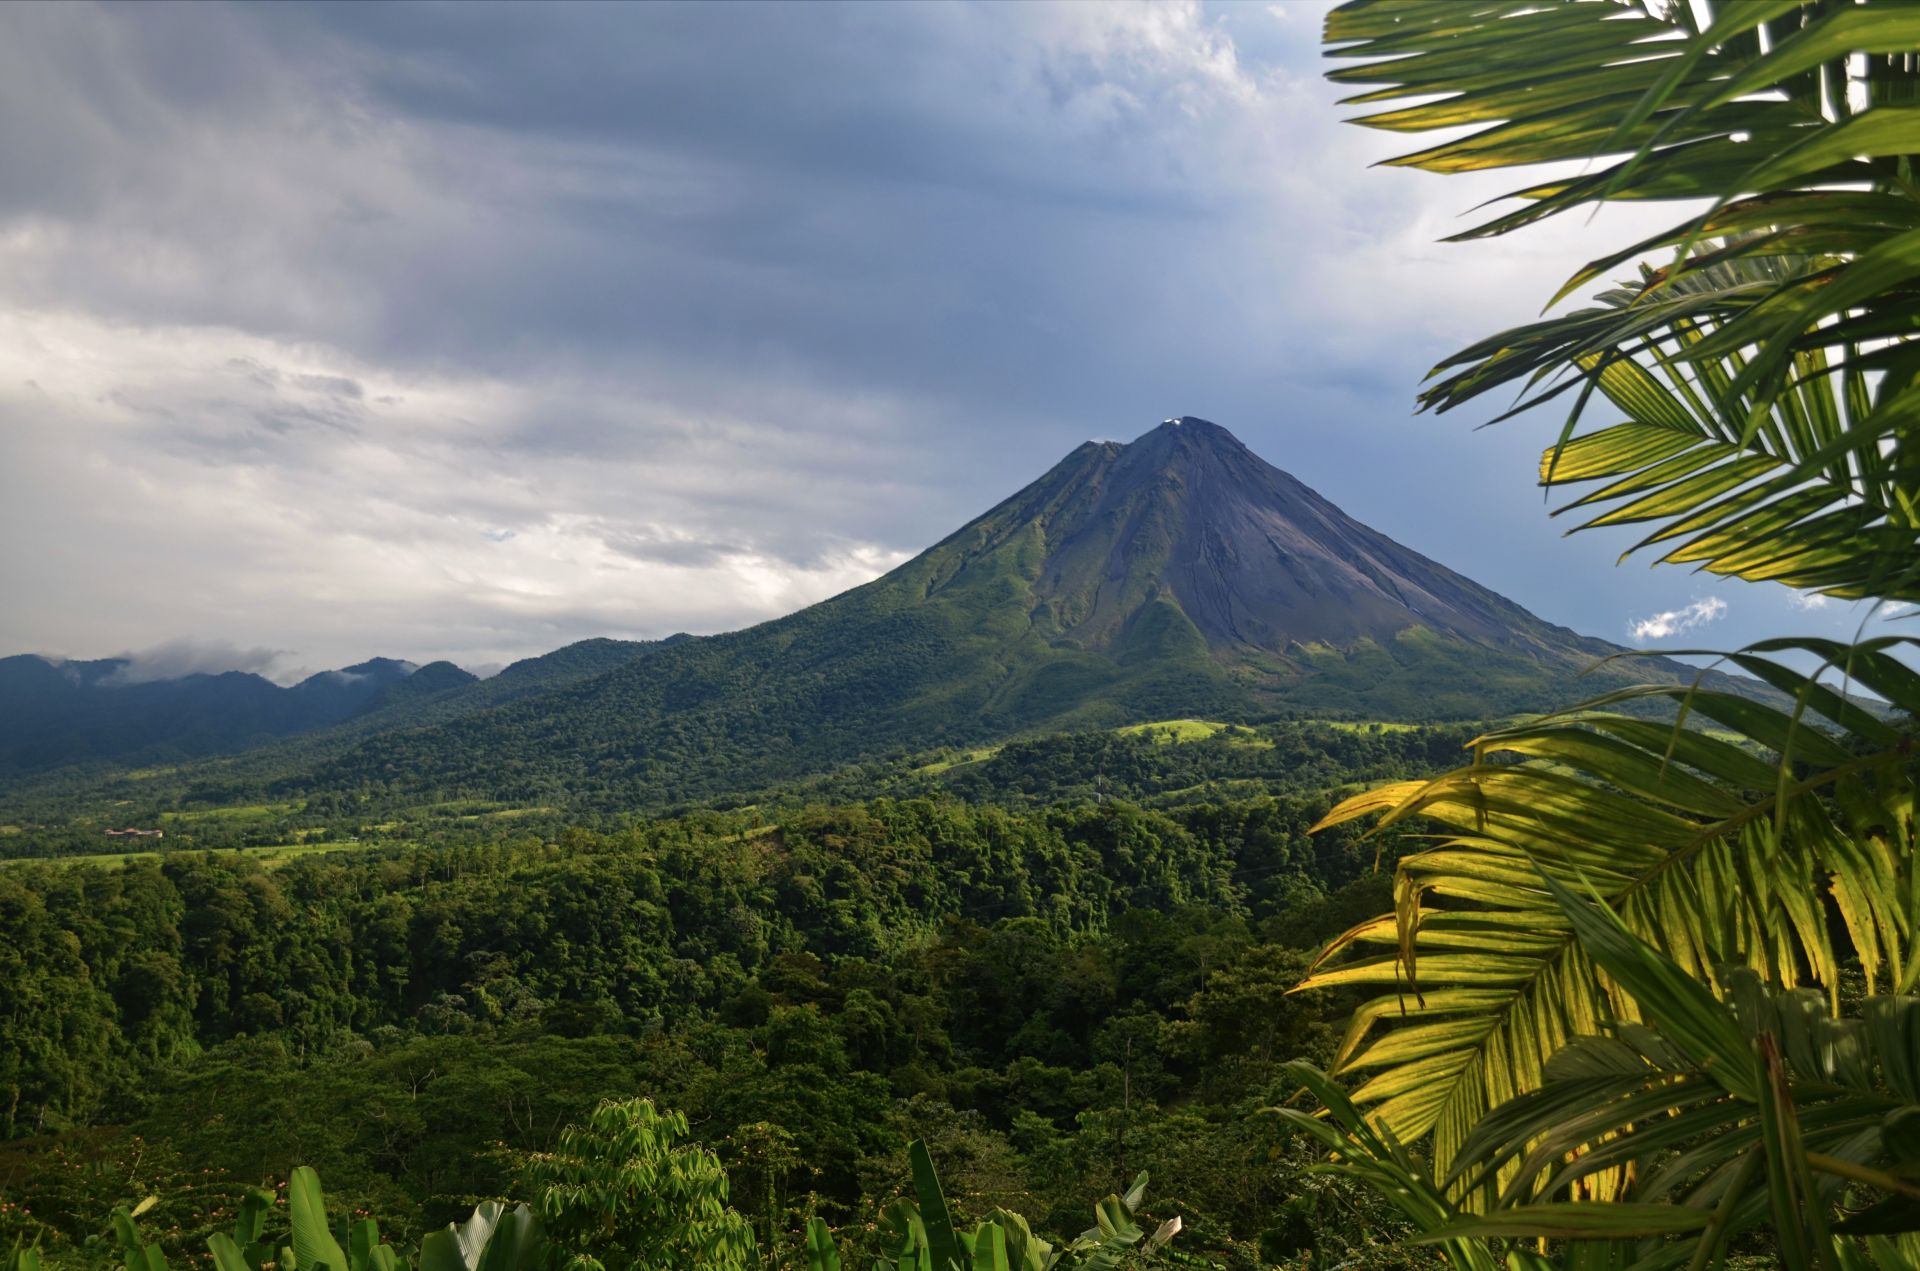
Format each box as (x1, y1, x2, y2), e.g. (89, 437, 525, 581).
(1325, 0, 1920, 603)
(1311, 0, 1920, 1259)
(1296, 637, 1919, 1205)
(1429, 890, 1920, 1267)
(1290, 879, 1920, 1267)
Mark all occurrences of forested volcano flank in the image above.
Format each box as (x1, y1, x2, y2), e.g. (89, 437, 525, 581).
(304, 418, 1686, 807)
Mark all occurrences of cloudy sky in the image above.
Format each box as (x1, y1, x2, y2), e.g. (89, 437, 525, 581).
(0, 0, 1905, 682)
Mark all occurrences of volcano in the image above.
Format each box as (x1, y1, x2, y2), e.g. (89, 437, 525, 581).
(293, 417, 1676, 805)
(924, 415, 1610, 662)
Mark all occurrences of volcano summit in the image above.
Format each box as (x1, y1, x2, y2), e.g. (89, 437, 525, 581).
(937, 415, 1611, 662)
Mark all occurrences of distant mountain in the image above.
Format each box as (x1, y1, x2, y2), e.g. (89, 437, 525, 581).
(347, 660, 480, 721)
(0, 654, 452, 772)
(336, 637, 666, 734)
(290, 418, 1735, 809)
(0, 634, 694, 798)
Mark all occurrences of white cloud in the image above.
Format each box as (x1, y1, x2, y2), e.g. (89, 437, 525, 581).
(95, 639, 290, 685)
(1628, 597, 1729, 644)
(0, 309, 914, 672)
(1789, 591, 1832, 611)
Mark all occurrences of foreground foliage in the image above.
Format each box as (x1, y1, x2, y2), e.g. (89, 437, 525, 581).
(4, 1113, 1183, 1271)
(1, 1169, 547, 1271)
(801, 1141, 1179, 1271)
(523, 1100, 754, 1271)
(1307, 0, 1920, 1265)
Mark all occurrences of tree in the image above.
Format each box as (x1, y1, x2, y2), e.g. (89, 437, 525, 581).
(520, 1098, 755, 1271)
(1295, 1, 1920, 1264)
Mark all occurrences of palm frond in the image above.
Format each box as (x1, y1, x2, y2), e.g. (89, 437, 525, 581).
(1287, 883, 1920, 1269)
(1326, 0, 1920, 603)
(1311, 1, 1920, 1260)
(1295, 636, 1920, 1207)
(1425, 881, 1920, 1269)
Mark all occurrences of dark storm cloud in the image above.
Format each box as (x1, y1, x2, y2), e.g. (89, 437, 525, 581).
(0, 0, 1303, 434)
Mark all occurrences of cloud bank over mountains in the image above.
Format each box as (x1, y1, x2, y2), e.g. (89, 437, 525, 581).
(95, 639, 293, 686)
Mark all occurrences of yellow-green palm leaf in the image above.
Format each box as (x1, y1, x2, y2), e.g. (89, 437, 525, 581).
(1296, 637, 1919, 1203)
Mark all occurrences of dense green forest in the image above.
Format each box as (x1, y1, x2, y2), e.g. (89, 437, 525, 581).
(0, 791, 1436, 1269)
(0, 719, 1476, 861)
(0, 723, 1474, 1268)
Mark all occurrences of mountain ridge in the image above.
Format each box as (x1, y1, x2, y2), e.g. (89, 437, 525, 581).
(0, 653, 474, 773)
(0, 417, 1756, 803)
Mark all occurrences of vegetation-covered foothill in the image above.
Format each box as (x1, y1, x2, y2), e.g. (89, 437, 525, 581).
(0, 717, 1474, 861)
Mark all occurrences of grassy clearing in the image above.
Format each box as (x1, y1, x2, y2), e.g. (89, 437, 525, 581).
(1118, 718, 1227, 743)
(389, 799, 519, 819)
(366, 801, 544, 830)
(1152, 777, 1283, 800)
(1116, 719, 1274, 748)
(249, 842, 379, 868)
(451, 805, 558, 822)
(915, 746, 1002, 775)
(1311, 719, 1426, 735)
(6, 840, 376, 872)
